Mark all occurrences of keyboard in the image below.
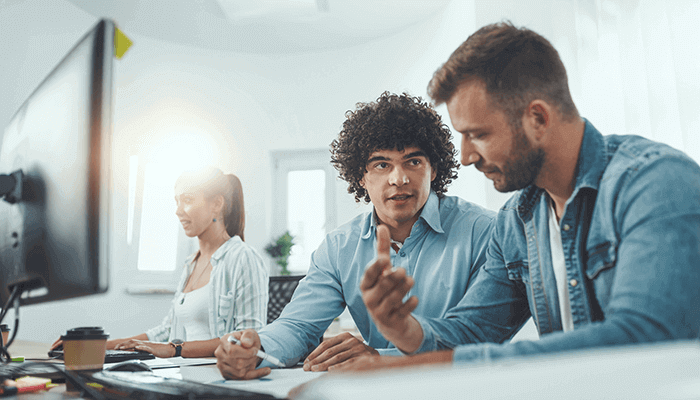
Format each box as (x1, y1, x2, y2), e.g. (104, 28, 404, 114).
(48, 349, 156, 364)
(89, 370, 278, 399)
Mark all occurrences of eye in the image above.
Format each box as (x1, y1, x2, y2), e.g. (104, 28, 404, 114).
(375, 162, 388, 170)
(470, 131, 487, 140)
(408, 159, 422, 166)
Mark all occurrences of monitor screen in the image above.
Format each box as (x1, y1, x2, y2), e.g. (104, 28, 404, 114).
(0, 19, 114, 307)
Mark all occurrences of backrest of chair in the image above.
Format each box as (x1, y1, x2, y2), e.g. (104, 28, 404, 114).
(267, 275, 305, 324)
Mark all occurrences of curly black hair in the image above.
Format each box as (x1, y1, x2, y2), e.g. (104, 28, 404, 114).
(330, 92, 459, 203)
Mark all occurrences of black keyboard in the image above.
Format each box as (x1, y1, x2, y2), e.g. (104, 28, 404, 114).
(0, 361, 66, 381)
(89, 370, 279, 399)
(48, 349, 156, 364)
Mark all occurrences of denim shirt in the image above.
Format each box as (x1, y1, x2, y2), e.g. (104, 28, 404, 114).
(414, 120, 700, 362)
(257, 191, 494, 367)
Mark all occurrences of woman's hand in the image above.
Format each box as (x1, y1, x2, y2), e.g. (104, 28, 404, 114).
(49, 338, 63, 351)
(114, 339, 176, 358)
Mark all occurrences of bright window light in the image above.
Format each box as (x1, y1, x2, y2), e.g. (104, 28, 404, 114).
(137, 162, 180, 271)
(287, 169, 326, 273)
(136, 132, 217, 271)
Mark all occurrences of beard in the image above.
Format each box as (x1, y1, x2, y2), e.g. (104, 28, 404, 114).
(489, 124, 545, 193)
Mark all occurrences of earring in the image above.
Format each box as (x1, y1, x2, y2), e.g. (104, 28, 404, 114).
(213, 218, 217, 222)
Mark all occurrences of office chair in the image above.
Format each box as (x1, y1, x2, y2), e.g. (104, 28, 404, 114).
(267, 275, 305, 324)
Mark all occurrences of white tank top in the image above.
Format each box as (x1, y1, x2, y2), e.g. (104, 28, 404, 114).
(171, 281, 212, 341)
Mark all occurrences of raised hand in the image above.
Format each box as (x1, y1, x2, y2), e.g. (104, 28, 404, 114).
(361, 224, 423, 353)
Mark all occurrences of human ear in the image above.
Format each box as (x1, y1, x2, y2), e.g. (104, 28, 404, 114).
(212, 194, 225, 214)
(523, 100, 550, 141)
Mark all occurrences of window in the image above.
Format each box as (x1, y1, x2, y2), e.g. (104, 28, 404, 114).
(125, 132, 216, 292)
(272, 149, 337, 274)
(136, 161, 181, 272)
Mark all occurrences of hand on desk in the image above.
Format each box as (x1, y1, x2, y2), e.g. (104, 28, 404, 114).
(114, 339, 174, 358)
(361, 224, 423, 354)
(303, 332, 378, 371)
(51, 336, 145, 351)
(215, 330, 271, 380)
(328, 350, 454, 372)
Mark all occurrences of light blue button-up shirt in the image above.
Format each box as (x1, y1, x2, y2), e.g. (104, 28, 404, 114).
(414, 120, 700, 362)
(257, 191, 494, 367)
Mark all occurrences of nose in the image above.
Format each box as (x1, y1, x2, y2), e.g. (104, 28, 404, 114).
(175, 202, 184, 217)
(388, 166, 409, 186)
(460, 136, 481, 167)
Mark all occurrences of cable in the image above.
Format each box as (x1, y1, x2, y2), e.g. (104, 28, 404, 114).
(0, 286, 21, 363)
(5, 294, 19, 348)
(0, 362, 105, 400)
(0, 285, 19, 323)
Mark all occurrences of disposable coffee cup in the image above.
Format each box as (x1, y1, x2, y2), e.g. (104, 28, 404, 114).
(60, 326, 109, 372)
(1, 324, 9, 345)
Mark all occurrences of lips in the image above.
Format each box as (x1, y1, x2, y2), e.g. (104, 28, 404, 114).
(387, 193, 412, 202)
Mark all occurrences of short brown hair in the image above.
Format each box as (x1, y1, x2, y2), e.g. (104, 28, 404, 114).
(428, 21, 578, 126)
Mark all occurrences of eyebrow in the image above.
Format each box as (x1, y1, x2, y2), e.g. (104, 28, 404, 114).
(366, 150, 428, 165)
(461, 126, 487, 136)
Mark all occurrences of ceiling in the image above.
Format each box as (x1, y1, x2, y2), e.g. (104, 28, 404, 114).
(65, 0, 452, 54)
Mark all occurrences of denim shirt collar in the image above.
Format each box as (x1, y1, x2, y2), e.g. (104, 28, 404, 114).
(362, 190, 444, 240)
(516, 119, 607, 218)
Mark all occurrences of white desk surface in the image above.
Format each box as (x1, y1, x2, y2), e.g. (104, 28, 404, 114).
(8, 340, 700, 399)
(295, 340, 700, 400)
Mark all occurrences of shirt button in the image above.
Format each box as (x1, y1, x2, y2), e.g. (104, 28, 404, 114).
(563, 224, 571, 231)
(570, 279, 578, 287)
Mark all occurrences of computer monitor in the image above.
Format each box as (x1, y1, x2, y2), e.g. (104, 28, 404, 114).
(0, 19, 114, 310)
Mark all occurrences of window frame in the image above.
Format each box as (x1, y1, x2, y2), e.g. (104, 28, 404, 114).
(270, 149, 337, 273)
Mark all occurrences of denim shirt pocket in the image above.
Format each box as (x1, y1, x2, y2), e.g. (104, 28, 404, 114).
(505, 260, 530, 294)
(217, 293, 234, 332)
(585, 241, 618, 307)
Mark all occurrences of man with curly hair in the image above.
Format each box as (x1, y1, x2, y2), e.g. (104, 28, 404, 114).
(215, 92, 495, 380)
(337, 21, 700, 372)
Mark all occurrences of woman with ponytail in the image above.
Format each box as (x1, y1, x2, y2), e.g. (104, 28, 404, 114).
(51, 167, 268, 357)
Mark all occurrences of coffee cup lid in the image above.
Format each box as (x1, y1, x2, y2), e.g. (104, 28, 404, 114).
(61, 326, 109, 340)
(0, 324, 9, 332)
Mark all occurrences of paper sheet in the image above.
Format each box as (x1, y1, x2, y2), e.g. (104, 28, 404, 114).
(180, 364, 325, 399)
(142, 356, 217, 369)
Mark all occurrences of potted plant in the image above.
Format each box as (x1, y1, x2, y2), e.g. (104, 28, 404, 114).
(265, 231, 295, 275)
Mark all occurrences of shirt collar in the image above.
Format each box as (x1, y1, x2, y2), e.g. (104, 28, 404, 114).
(362, 190, 444, 240)
(517, 118, 606, 217)
(185, 235, 241, 266)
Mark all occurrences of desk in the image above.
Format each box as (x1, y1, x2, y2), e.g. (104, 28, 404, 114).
(6, 340, 700, 399)
(294, 341, 700, 400)
(3, 341, 320, 399)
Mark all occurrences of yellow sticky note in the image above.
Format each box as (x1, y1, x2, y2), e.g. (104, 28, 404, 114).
(114, 27, 133, 59)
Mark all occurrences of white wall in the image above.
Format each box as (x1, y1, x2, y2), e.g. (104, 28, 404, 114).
(0, 0, 480, 343)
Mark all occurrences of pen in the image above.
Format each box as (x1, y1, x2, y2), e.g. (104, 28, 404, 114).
(227, 336, 285, 368)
